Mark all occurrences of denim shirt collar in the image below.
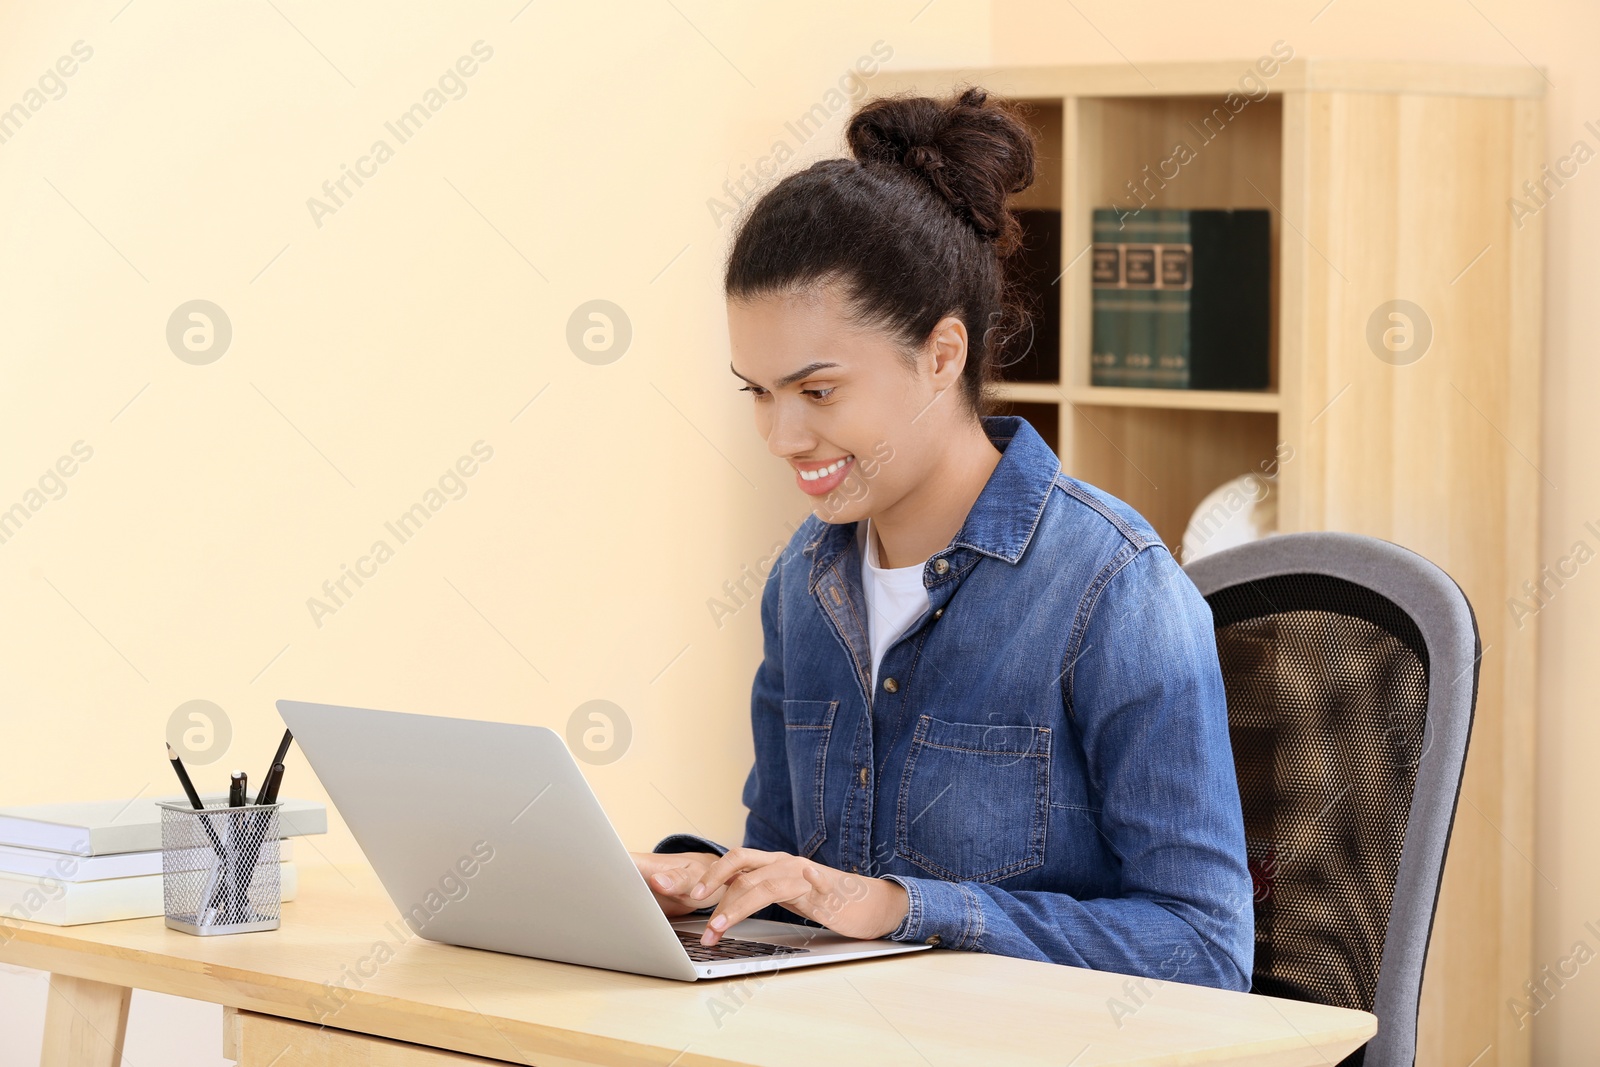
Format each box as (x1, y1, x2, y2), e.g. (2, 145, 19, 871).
(804, 415, 1060, 593)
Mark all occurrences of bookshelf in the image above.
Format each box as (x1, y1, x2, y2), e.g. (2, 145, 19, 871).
(868, 60, 1544, 1067)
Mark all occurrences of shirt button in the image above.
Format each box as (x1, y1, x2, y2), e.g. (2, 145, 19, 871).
(933, 558, 950, 575)
(925, 934, 942, 946)
(859, 766, 868, 786)
(932, 607, 944, 619)
(882, 677, 898, 693)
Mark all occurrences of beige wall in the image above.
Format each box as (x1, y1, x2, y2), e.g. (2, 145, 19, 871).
(0, 1, 1594, 1064)
(0, 3, 988, 1063)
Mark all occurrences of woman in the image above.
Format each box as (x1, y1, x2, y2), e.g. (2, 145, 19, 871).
(632, 86, 1253, 990)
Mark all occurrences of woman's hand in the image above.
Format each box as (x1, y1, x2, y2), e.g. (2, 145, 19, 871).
(630, 851, 727, 918)
(686, 847, 910, 945)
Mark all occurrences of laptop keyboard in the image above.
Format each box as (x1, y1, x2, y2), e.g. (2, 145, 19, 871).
(676, 929, 811, 964)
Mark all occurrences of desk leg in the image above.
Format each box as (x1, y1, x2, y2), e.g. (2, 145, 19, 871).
(39, 974, 132, 1067)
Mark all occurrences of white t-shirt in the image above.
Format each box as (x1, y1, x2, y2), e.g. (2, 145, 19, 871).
(857, 517, 932, 691)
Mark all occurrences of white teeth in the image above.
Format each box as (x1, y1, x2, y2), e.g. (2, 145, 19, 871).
(800, 455, 852, 480)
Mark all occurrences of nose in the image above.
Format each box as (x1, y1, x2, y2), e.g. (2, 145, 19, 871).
(763, 397, 814, 461)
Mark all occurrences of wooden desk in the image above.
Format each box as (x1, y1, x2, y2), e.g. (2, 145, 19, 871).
(0, 863, 1375, 1066)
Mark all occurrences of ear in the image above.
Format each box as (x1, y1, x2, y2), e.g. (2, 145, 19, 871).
(925, 315, 969, 389)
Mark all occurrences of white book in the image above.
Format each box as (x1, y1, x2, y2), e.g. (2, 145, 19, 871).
(0, 862, 298, 926)
(0, 838, 297, 881)
(0, 796, 327, 856)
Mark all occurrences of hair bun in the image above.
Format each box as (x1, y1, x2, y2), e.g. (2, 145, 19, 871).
(902, 143, 943, 176)
(846, 85, 1037, 255)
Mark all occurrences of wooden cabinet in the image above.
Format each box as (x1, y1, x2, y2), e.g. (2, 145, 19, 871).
(870, 59, 1544, 1067)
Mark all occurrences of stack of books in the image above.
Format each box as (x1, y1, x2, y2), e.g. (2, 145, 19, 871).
(1090, 207, 1271, 390)
(0, 796, 326, 925)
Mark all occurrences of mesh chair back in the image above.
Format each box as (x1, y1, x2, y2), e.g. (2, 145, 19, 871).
(1185, 533, 1480, 1067)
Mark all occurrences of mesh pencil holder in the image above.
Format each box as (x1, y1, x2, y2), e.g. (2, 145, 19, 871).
(159, 801, 282, 935)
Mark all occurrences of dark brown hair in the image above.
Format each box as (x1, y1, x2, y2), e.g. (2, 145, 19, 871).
(723, 85, 1039, 417)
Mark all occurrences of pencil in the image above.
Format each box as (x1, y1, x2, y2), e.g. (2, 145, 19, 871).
(167, 742, 232, 916)
(166, 743, 206, 810)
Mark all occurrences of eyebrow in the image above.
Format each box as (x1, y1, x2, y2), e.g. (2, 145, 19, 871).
(729, 361, 842, 389)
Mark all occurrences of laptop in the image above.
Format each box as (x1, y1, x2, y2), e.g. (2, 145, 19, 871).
(275, 700, 932, 981)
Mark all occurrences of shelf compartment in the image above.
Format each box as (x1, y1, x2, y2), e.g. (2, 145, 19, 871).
(1069, 405, 1279, 554)
(1066, 94, 1283, 395)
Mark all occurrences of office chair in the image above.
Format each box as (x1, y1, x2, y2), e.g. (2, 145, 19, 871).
(1184, 531, 1480, 1067)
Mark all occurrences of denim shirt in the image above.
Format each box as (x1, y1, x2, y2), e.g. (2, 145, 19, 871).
(656, 414, 1253, 990)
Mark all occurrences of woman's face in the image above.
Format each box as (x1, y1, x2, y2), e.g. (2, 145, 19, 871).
(726, 280, 968, 525)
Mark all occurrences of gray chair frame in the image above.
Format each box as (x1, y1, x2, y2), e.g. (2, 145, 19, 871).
(1184, 531, 1480, 1067)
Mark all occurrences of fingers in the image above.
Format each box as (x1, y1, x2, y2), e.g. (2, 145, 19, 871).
(630, 851, 723, 916)
(695, 859, 889, 944)
(688, 846, 773, 903)
(648, 848, 808, 945)
(632, 850, 719, 889)
(701, 864, 807, 945)
(649, 865, 693, 896)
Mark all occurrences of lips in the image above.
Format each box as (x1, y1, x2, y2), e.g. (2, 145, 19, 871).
(793, 454, 855, 497)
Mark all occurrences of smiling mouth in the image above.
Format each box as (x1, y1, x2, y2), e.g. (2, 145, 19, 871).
(796, 455, 854, 481)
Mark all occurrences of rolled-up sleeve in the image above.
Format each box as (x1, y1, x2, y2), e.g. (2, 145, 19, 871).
(652, 832, 728, 857)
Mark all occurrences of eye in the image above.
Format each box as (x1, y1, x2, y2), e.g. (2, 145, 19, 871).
(738, 385, 834, 402)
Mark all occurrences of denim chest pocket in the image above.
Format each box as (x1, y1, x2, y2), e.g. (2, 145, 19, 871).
(782, 699, 837, 858)
(896, 714, 1051, 883)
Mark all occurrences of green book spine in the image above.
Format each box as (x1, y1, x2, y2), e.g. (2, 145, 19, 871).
(1152, 208, 1192, 389)
(1113, 211, 1164, 388)
(1090, 209, 1124, 387)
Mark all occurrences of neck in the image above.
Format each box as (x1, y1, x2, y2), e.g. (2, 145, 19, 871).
(868, 419, 1003, 570)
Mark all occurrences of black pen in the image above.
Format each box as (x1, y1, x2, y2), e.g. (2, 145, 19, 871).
(269, 727, 293, 767)
(255, 729, 292, 803)
(237, 757, 290, 924)
(237, 731, 294, 923)
(225, 769, 261, 921)
(257, 762, 284, 806)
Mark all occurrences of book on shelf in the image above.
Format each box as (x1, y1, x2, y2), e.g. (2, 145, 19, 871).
(1003, 207, 1063, 383)
(0, 795, 327, 856)
(0, 837, 297, 881)
(1090, 207, 1271, 390)
(0, 862, 299, 926)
